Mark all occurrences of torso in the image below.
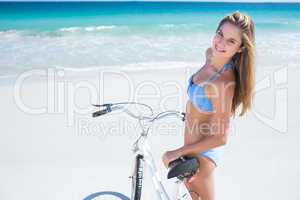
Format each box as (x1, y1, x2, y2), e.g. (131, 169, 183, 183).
(184, 63, 235, 147)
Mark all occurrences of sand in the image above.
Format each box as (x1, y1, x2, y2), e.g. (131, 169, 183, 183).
(0, 63, 299, 200)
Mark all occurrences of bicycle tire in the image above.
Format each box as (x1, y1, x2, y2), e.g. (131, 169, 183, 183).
(131, 154, 144, 200)
(83, 191, 130, 200)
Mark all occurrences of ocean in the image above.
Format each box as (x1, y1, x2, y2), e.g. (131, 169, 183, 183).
(0, 2, 299, 77)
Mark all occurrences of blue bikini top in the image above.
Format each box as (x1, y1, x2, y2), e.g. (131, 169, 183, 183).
(187, 61, 234, 112)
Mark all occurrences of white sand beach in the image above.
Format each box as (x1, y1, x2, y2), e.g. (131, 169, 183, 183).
(0, 62, 299, 200)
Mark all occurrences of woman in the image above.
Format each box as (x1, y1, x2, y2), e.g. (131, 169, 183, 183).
(162, 11, 256, 200)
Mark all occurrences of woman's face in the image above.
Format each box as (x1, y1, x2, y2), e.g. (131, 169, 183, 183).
(212, 22, 243, 59)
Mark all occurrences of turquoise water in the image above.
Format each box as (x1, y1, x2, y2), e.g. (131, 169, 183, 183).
(1, 2, 300, 31)
(0, 2, 300, 76)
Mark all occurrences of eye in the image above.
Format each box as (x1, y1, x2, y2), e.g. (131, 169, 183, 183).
(217, 30, 223, 36)
(230, 40, 235, 44)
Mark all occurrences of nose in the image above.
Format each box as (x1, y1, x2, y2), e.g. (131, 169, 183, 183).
(217, 37, 226, 49)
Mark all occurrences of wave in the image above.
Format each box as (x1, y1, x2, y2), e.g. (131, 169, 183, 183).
(0, 23, 299, 79)
(159, 23, 203, 28)
(1, 20, 298, 37)
(53, 61, 197, 72)
(59, 25, 117, 33)
(0, 23, 206, 36)
(0, 61, 199, 81)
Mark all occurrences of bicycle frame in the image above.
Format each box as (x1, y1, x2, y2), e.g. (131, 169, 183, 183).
(132, 134, 192, 200)
(133, 134, 171, 200)
(92, 102, 192, 200)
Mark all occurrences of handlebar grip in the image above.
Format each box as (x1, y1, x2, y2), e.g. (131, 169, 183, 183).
(92, 108, 110, 117)
(181, 112, 186, 121)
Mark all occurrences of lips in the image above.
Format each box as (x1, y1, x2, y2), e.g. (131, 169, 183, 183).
(214, 44, 226, 53)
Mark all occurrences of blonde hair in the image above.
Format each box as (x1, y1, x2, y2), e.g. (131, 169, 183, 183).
(217, 11, 256, 116)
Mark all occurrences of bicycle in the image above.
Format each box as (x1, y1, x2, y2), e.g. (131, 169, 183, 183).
(83, 102, 199, 200)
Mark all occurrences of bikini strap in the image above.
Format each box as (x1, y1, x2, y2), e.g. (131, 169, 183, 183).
(201, 61, 233, 87)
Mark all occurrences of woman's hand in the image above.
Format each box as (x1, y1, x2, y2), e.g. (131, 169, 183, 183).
(162, 150, 181, 168)
(185, 169, 200, 183)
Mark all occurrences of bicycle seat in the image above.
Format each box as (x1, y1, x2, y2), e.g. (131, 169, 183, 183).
(167, 156, 200, 181)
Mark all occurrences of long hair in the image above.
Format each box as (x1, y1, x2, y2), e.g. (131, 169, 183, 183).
(217, 11, 256, 117)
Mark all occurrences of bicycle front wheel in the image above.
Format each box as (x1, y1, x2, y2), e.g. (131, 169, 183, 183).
(131, 154, 144, 200)
(83, 191, 130, 200)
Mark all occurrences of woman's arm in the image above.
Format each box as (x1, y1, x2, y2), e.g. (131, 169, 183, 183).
(162, 112, 230, 167)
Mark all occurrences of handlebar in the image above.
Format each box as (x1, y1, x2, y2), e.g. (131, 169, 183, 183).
(92, 102, 185, 123)
(92, 102, 186, 155)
